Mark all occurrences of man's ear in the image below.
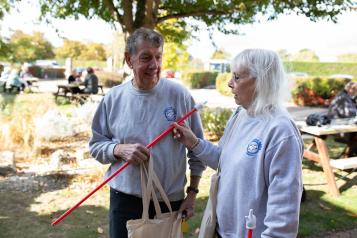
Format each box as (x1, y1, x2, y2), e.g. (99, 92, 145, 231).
(124, 52, 133, 69)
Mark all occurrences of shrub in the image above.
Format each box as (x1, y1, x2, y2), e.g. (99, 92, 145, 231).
(216, 73, 232, 96)
(181, 71, 218, 89)
(292, 77, 349, 106)
(96, 71, 124, 87)
(200, 107, 232, 140)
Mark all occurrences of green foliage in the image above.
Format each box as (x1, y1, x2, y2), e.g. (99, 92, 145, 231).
(337, 53, 357, 62)
(216, 73, 232, 96)
(96, 71, 123, 88)
(162, 42, 190, 71)
(55, 39, 85, 59)
(291, 77, 349, 106)
(6, 31, 55, 63)
(291, 49, 319, 62)
(211, 48, 231, 60)
(37, 0, 351, 42)
(0, 0, 11, 19)
(181, 71, 218, 89)
(284, 61, 357, 78)
(55, 40, 107, 61)
(277, 49, 291, 61)
(199, 107, 232, 140)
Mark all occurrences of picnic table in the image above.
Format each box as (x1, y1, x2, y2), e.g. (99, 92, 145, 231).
(54, 83, 104, 103)
(298, 122, 357, 196)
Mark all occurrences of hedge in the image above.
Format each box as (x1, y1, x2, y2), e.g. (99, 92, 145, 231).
(284, 61, 357, 78)
(199, 107, 232, 140)
(181, 71, 218, 89)
(216, 73, 232, 96)
(291, 77, 350, 106)
(96, 71, 124, 88)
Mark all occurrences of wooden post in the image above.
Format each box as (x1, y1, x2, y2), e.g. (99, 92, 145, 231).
(314, 137, 340, 196)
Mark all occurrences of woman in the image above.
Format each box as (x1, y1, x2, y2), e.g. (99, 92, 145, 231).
(173, 49, 303, 238)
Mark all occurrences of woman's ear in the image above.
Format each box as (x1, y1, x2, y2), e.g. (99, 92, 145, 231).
(124, 52, 133, 69)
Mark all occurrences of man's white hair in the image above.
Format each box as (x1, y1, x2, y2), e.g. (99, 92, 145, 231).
(231, 49, 289, 116)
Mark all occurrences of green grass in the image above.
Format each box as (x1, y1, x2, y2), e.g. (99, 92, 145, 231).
(0, 94, 356, 237)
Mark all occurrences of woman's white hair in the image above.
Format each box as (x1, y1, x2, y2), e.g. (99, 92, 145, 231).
(231, 49, 289, 116)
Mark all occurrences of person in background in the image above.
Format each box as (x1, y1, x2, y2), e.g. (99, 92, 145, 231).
(67, 70, 78, 84)
(82, 67, 98, 94)
(327, 81, 357, 119)
(89, 28, 205, 238)
(173, 49, 303, 238)
(6, 68, 28, 91)
(327, 81, 357, 157)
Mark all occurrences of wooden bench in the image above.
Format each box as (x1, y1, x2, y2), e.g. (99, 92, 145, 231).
(299, 123, 357, 196)
(330, 157, 357, 170)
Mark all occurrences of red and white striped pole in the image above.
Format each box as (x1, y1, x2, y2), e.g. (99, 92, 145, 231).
(51, 102, 206, 226)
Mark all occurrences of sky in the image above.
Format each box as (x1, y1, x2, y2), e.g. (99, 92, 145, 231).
(1, 1, 357, 62)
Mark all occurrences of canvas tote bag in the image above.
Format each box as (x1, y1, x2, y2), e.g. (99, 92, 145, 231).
(198, 109, 242, 238)
(127, 156, 183, 238)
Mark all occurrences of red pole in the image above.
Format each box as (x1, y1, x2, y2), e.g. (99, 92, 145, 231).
(247, 229, 253, 238)
(51, 104, 204, 226)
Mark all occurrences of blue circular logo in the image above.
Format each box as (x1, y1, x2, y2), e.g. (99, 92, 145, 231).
(246, 139, 262, 156)
(164, 107, 177, 121)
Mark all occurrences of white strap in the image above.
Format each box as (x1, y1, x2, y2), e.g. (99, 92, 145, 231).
(217, 107, 242, 173)
(139, 155, 173, 219)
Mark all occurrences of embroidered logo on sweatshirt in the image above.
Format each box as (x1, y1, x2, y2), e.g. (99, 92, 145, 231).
(246, 139, 262, 156)
(164, 107, 177, 121)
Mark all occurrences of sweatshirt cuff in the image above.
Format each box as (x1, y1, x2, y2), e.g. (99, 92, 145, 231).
(107, 143, 118, 163)
(191, 138, 205, 156)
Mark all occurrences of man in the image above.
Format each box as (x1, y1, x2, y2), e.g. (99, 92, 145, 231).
(82, 67, 99, 94)
(328, 81, 357, 119)
(89, 28, 205, 238)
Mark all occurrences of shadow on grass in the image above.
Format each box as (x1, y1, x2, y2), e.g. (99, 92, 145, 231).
(0, 173, 109, 238)
(299, 189, 357, 238)
(185, 190, 356, 238)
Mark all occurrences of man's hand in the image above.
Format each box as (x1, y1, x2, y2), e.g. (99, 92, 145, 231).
(179, 192, 197, 220)
(113, 143, 150, 165)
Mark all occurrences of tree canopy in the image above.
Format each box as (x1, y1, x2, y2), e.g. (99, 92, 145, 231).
(3, 30, 55, 62)
(36, 0, 352, 42)
(292, 49, 320, 62)
(55, 39, 107, 60)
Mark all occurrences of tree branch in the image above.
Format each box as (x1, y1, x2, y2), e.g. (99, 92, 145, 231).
(157, 9, 230, 24)
(103, 0, 124, 25)
(122, 0, 134, 33)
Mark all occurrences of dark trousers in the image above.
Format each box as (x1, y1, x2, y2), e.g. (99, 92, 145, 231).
(109, 188, 183, 238)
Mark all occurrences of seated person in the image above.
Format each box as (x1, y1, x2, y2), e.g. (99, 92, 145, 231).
(81, 67, 98, 94)
(327, 81, 357, 119)
(6, 68, 28, 91)
(67, 70, 77, 84)
(327, 81, 357, 157)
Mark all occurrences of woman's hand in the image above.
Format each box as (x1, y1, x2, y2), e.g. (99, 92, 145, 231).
(172, 123, 199, 150)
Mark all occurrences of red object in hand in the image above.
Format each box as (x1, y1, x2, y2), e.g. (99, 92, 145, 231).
(247, 229, 253, 238)
(51, 103, 205, 226)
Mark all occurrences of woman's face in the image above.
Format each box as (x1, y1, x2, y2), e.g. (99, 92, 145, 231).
(228, 66, 256, 109)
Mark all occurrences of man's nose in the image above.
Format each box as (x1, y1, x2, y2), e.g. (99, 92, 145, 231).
(149, 58, 159, 69)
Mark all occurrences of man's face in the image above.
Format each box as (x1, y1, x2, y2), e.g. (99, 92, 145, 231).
(125, 41, 162, 90)
(350, 83, 357, 97)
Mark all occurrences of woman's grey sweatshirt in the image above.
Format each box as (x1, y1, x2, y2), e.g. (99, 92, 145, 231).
(192, 108, 303, 238)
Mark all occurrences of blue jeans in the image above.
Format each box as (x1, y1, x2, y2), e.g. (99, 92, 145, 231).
(109, 188, 183, 238)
